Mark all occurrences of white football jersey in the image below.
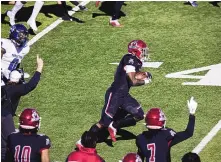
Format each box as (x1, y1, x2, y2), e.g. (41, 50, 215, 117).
(1, 38, 30, 79)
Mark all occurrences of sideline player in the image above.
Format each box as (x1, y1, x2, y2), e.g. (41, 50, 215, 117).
(6, 108, 51, 162)
(6, 1, 44, 31)
(136, 97, 198, 162)
(1, 24, 30, 85)
(89, 40, 152, 142)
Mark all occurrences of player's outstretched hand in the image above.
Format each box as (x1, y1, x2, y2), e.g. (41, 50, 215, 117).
(187, 97, 198, 115)
(36, 54, 44, 73)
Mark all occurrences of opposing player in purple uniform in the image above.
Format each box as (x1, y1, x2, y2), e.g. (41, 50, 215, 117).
(89, 40, 152, 142)
(136, 97, 198, 162)
(6, 108, 51, 162)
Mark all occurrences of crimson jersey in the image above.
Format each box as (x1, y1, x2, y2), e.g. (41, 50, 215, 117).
(66, 146, 105, 162)
(6, 132, 51, 162)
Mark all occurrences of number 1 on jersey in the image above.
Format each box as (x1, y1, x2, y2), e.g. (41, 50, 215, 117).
(15, 145, 31, 162)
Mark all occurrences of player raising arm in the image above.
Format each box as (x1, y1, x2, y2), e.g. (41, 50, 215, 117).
(136, 97, 198, 162)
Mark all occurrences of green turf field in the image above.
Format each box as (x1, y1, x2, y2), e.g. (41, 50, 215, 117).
(1, 1, 221, 162)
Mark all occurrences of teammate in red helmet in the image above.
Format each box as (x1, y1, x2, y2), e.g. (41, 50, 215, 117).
(6, 108, 51, 162)
(121, 152, 142, 162)
(136, 97, 198, 162)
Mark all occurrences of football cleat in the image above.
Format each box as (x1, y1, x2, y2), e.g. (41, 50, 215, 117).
(108, 122, 117, 142)
(79, 5, 88, 11)
(95, 1, 101, 7)
(109, 19, 123, 27)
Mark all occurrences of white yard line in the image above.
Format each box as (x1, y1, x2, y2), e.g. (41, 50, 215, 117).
(28, 1, 90, 46)
(192, 120, 221, 154)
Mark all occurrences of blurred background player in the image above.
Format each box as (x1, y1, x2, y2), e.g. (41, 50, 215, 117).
(6, 1, 44, 31)
(70, 1, 88, 11)
(121, 153, 142, 162)
(5, 108, 51, 162)
(67, 131, 105, 162)
(95, 1, 124, 27)
(188, 1, 198, 7)
(1, 24, 30, 82)
(88, 40, 152, 142)
(182, 152, 201, 162)
(136, 97, 198, 162)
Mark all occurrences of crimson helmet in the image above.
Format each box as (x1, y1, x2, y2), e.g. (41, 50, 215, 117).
(145, 108, 166, 129)
(128, 40, 149, 62)
(122, 153, 142, 162)
(19, 108, 40, 130)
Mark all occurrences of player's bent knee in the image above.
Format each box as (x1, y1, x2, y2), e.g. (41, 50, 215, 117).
(134, 109, 144, 121)
(89, 124, 101, 133)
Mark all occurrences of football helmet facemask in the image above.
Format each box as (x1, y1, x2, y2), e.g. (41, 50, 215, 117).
(128, 40, 149, 62)
(122, 153, 142, 162)
(19, 108, 41, 130)
(9, 24, 29, 47)
(145, 108, 166, 129)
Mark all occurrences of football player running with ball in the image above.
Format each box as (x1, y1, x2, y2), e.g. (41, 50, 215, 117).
(88, 40, 152, 142)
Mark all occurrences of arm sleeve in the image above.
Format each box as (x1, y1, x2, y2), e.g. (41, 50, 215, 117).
(170, 115, 195, 147)
(15, 71, 41, 96)
(41, 136, 51, 151)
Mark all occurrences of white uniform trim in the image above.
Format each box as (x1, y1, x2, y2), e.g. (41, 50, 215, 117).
(125, 65, 136, 73)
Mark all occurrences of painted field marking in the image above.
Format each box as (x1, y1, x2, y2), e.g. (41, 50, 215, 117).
(166, 63, 221, 86)
(192, 120, 221, 154)
(28, 1, 90, 46)
(110, 62, 163, 68)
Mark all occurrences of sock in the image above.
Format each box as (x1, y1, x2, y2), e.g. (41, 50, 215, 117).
(113, 116, 136, 129)
(28, 1, 44, 22)
(61, 1, 69, 16)
(11, 1, 24, 16)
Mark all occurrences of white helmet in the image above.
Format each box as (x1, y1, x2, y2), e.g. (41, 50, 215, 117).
(9, 70, 22, 82)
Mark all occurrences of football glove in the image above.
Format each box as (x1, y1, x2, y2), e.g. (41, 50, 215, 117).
(145, 72, 152, 80)
(187, 97, 198, 115)
(144, 72, 152, 84)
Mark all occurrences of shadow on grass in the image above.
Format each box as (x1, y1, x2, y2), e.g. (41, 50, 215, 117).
(97, 128, 136, 147)
(1, 4, 84, 28)
(92, 1, 127, 19)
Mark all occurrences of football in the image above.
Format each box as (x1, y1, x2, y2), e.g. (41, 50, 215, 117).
(135, 72, 148, 80)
